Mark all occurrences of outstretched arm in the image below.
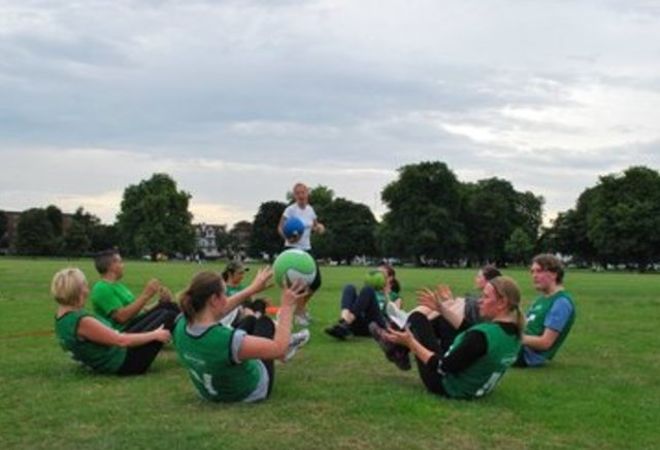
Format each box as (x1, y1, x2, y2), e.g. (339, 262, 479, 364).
(77, 316, 170, 348)
(237, 279, 308, 360)
(221, 267, 274, 316)
(111, 279, 160, 325)
(522, 328, 560, 351)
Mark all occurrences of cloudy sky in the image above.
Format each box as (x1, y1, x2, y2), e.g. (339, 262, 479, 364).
(2, 0, 659, 226)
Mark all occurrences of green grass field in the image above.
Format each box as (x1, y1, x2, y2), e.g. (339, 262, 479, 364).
(1, 258, 658, 449)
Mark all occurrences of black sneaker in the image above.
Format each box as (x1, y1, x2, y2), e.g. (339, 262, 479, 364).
(390, 347, 411, 371)
(325, 321, 352, 340)
(368, 322, 411, 371)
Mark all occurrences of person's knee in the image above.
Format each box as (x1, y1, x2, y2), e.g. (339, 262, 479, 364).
(407, 311, 429, 332)
(359, 286, 376, 297)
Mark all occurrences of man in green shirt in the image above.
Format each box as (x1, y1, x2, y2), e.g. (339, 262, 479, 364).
(90, 249, 179, 332)
(517, 254, 576, 367)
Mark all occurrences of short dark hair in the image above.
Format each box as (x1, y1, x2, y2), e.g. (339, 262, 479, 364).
(481, 264, 502, 281)
(94, 249, 119, 275)
(532, 253, 565, 284)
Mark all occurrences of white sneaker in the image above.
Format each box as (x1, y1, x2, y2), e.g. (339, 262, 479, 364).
(294, 311, 312, 327)
(284, 329, 311, 362)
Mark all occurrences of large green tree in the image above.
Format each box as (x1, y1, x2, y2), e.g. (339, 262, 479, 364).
(586, 166, 660, 269)
(117, 173, 195, 259)
(15, 208, 59, 255)
(505, 227, 535, 265)
(62, 207, 117, 255)
(250, 201, 287, 259)
(461, 178, 543, 264)
(313, 197, 377, 263)
(45, 205, 64, 237)
(381, 161, 465, 263)
(0, 211, 8, 247)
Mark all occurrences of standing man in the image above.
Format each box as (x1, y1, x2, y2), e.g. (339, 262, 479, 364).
(278, 182, 325, 326)
(90, 249, 180, 333)
(518, 254, 576, 367)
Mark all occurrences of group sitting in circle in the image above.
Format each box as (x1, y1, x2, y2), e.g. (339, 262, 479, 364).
(51, 248, 575, 403)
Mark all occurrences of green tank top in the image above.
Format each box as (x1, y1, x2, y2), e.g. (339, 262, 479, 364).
(524, 290, 576, 360)
(54, 310, 126, 373)
(173, 318, 261, 402)
(442, 322, 521, 399)
(375, 291, 400, 312)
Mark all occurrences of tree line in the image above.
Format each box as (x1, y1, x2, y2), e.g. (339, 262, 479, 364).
(1, 163, 658, 269)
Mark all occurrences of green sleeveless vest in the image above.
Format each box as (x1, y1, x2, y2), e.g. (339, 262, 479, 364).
(55, 310, 126, 373)
(442, 322, 520, 399)
(524, 291, 575, 360)
(173, 318, 261, 402)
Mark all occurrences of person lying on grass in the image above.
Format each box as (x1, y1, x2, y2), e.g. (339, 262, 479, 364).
(370, 276, 523, 400)
(325, 263, 402, 341)
(52, 267, 172, 376)
(173, 268, 309, 403)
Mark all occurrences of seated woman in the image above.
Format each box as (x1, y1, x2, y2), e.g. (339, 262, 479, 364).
(51, 267, 172, 376)
(371, 276, 523, 400)
(220, 261, 271, 327)
(173, 268, 308, 403)
(325, 263, 402, 340)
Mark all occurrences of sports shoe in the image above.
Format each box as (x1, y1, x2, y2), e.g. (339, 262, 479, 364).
(324, 320, 352, 340)
(284, 329, 311, 362)
(295, 310, 312, 327)
(368, 322, 411, 371)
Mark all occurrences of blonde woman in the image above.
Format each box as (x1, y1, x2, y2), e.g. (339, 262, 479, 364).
(371, 276, 523, 399)
(52, 268, 171, 375)
(277, 182, 325, 326)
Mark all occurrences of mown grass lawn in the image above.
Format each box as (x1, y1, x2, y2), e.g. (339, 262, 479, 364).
(0, 257, 658, 449)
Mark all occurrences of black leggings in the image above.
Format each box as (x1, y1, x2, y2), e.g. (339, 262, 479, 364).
(236, 315, 276, 396)
(407, 312, 447, 396)
(341, 285, 387, 335)
(429, 316, 462, 355)
(117, 304, 179, 376)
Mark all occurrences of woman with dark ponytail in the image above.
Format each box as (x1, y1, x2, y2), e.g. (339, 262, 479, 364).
(173, 267, 309, 403)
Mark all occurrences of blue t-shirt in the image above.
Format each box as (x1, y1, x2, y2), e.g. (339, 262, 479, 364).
(523, 297, 574, 366)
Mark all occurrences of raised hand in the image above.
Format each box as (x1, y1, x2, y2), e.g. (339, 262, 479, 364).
(143, 279, 161, 298)
(383, 325, 414, 347)
(416, 287, 440, 311)
(249, 266, 274, 293)
(158, 286, 173, 303)
(152, 325, 171, 343)
(282, 278, 309, 309)
(436, 284, 454, 301)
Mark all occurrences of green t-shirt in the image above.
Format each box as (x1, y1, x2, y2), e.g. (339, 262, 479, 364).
(225, 283, 246, 297)
(173, 317, 261, 402)
(524, 290, 576, 361)
(442, 322, 521, 399)
(90, 280, 135, 329)
(55, 310, 126, 373)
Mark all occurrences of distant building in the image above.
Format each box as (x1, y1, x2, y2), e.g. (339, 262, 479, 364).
(194, 223, 226, 258)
